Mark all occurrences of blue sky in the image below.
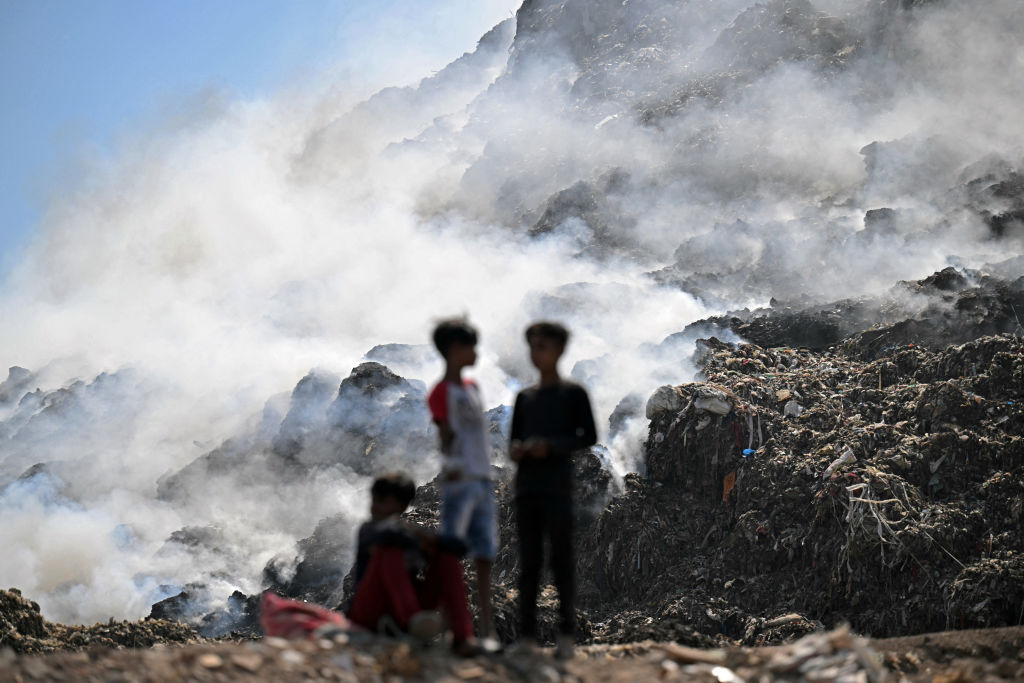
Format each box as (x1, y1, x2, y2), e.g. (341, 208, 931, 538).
(0, 0, 519, 272)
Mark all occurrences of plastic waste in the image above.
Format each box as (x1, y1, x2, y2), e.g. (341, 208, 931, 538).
(695, 396, 731, 415)
(695, 387, 732, 415)
(711, 666, 743, 683)
(742, 448, 756, 457)
(783, 400, 803, 417)
(822, 446, 856, 478)
(722, 470, 736, 502)
(260, 591, 354, 639)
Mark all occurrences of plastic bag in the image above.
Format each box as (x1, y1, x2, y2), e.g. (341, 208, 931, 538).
(260, 591, 354, 639)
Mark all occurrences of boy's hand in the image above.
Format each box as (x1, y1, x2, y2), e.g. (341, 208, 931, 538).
(510, 439, 526, 462)
(525, 437, 549, 459)
(418, 532, 438, 556)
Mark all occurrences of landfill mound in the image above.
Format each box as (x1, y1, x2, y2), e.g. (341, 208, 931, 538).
(680, 266, 1024, 357)
(334, 315, 1021, 646)
(0, 588, 200, 655)
(576, 330, 1022, 642)
(138, 269, 1023, 647)
(3, 326, 1023, 674)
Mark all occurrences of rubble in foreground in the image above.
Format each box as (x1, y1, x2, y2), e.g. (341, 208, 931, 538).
(2, 618, 1023, 681)
(5, 610, 1024, 683)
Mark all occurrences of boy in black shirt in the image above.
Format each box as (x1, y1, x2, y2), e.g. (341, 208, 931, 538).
(509, 321, 597, 659)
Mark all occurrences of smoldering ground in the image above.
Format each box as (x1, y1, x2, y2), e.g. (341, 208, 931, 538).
(1, 0, 1022, 625)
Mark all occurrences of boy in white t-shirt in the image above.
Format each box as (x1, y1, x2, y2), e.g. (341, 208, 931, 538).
(428, 318, 498, 647)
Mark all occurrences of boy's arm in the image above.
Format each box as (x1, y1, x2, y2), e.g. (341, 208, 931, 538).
(364, 518, 421, 550)
(435, 419, 455, 454)
(352, 522, 372, 587)
(400, 519, 439, 554)
(428, 382, 457, 457)
(434, 419, 463, 480)
(509, 393, 526, 462)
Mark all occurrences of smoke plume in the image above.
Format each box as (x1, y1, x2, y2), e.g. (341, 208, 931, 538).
(1, 0, 1022, 624)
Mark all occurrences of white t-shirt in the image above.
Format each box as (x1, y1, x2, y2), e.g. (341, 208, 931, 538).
(428, 379, 491, 480)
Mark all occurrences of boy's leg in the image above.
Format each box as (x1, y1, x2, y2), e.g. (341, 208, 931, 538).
(439, 480, 473, 539)
(464, 480, 498, 638)
(547, 496, 576, 636)
(516, 495, 545, 640)
(475, 558, 492, 636)
(420, 551, 473, 642)
(347, 547, 421, 631)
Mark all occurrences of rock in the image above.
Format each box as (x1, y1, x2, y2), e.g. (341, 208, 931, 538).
(197, 653, 223, 669)
(230, 652, 263, 672)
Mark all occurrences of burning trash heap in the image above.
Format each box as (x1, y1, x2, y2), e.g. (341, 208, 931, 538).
(578, 331, 1022, 645)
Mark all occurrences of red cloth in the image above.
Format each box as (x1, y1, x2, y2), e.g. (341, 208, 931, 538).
(347, 546, 473, 641)
(428, 381, 450, 422)
(260, 591, 353, 639)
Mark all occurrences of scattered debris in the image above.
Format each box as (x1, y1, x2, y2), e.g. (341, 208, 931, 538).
(1, 588, 201, 655)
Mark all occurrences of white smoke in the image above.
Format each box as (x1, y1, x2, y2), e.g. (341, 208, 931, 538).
(1, 0, 1022, 625)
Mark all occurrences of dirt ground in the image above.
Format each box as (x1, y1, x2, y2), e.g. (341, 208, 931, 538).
(2, 624, 1022, 682)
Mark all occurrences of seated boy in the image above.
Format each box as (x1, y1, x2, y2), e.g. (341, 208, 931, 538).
(347, 472, 479, 655)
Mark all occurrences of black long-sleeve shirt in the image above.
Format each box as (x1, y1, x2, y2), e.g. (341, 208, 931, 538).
(509, 380, 597, 497)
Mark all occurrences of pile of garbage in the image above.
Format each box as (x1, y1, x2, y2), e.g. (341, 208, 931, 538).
(176, 318, 1021, 647)
(0, 588, 200, 655)
(575, 329, 1022, 641)
(682, 267, 1024, 357)
(132, 270, 1022, 647)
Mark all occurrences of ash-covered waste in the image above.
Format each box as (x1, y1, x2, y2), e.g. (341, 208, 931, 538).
(247, 291, 1020, 648)
(1, 588, 200, 655)
(673, 267, 1024, 357)
(601, 330, 1022, 641)
(156, 361, 437, 506)
(134, 267, 1023, 648)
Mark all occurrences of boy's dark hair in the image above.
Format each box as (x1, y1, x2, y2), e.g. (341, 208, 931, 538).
(432, 318, 478, 357)
(371, 472, 416, 508)
(525, 320, 570, 348)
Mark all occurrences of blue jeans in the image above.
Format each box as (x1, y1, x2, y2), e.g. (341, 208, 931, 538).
(440, 478, 497, 561)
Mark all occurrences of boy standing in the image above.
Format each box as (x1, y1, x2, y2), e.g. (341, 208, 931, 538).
(347, 473, 478, 655)
(509, 321, 597, 659)
(428, 319, 498, 646)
